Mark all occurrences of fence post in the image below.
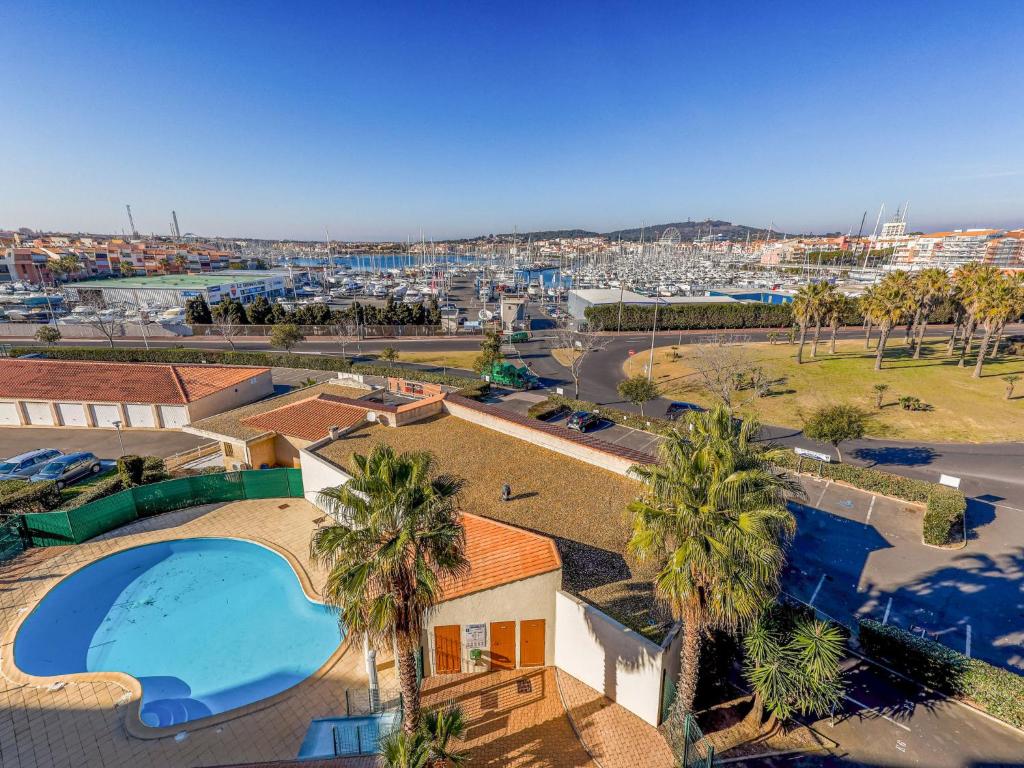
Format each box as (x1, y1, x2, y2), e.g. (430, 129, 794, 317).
(345, 688, 350, 716)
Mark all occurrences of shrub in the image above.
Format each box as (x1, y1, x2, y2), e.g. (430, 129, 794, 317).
(584, 301, 796, 331)
(803, 404, 868, 463)
(859, 619, 1024, 729)
(141, 456, 169, 484)
(774, 450, 933, 503)
(527, 397, 571, 422)
(452, 380, 490, 400)
(923, 485, 966, 546)
(0, 481, 62, 516)
(63, 475, 124, 510)
(117, 455, 146, 487)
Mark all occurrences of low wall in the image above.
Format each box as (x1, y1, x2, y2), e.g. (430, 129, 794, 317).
(299, 437, 353, 508)
(553, 590, 670, 726)
(443, 398, 636, 476)
(0, 322, 188, 338)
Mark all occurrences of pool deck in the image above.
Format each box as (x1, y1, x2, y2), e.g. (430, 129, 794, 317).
(0, 499, 393, 768)
(0, 499, 669, 768)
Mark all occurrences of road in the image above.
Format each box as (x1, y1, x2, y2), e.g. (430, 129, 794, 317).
(0, 427, 207, 461)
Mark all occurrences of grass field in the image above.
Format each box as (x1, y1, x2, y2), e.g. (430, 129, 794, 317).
(393, 350, 479, 370)
(633, 338, 1024, 443)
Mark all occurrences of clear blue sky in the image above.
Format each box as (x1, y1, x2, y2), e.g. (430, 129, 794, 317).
(2, 0, 1022, 240)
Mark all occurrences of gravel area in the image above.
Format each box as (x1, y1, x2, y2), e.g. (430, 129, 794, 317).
(316, 413, 669, 639)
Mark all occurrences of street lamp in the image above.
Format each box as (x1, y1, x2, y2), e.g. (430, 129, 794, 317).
(112, 420, 125, 456)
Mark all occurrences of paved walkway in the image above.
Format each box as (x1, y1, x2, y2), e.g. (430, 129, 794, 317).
(421, 668, 597, 767)
(556, 669, 674, 768)
(0, 499, 389, 768)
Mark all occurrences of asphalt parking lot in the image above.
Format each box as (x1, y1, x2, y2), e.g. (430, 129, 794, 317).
(784, 474, 1024, 672)
(0, 427, 208, 462)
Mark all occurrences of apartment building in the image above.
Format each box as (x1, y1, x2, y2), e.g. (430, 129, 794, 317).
(893, 228, 1024, 270)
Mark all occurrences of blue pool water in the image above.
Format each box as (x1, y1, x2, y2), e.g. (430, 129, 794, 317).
(14, 538, 343, 727)
(298, 713, 399, 758)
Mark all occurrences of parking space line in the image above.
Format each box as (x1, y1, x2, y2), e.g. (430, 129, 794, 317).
(844, 695, 912, 732)
(966, 624, 972, 657)
(883, 597, 893, 624)
(809, 573, 827, 605)
(866, 495, 876, 524)
(815, 480, 832, 508)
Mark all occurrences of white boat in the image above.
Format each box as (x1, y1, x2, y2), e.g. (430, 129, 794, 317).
(158, 307, 187, 324)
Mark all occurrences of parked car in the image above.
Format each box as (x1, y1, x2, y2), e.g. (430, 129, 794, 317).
(31, 452, 103, 489)
(665, 401, 705, 421)
(0, 449, 63, 481)
(566, 411, 601, 433)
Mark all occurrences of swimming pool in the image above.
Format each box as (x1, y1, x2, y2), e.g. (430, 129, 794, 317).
(14, 538, 343, 728)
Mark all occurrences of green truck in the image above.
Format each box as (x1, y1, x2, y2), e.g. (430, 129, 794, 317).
(502, 330, 530, 344)
(485, 360, 540, 390)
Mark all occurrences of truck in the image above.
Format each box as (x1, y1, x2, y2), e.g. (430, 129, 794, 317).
(484, 360, 540, 390)
(502, 330, 530, 344)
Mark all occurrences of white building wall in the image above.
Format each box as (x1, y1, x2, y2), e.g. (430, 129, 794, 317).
(553, 590, 668, 726)
(299, 438, 354, 508)
(421, 570, 561, 675)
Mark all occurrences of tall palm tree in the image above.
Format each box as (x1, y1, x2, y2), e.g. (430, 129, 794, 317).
(972, 273, 1020, 378)
(311, 446, 468, 734)
(956, 264, 1000, 367)
(791, 283, 828, 363)
(946, 263, 980, 357)
(910, 268, 950, 359)
(866, 272, 913, 371)
(860, 287, 878, 349)
(826, 292, 851, 354)
(810, 283, 836, 358)
(628, 407, 800, 718)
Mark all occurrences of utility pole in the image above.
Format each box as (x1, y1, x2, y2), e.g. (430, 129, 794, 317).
(647, 297, 660, 382)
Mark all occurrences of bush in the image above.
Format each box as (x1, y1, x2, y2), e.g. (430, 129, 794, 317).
(859, 619, 1024, 729)
(0, 481, 62, 516)
(923, 485, 966, 545)
(527, 397, 571, 422)
(452, 380, 490, 400)
(117, 455, 146, 487)
(63, 475, 124, 510)
(584, 302, 795, 331)
(774, 450, 933, 503)
(142, 456, 169, 484)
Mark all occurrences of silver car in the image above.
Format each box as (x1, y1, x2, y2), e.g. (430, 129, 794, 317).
(0, 449, 63, 481)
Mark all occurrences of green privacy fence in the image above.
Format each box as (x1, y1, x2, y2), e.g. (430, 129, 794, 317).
(22, 469, 304, 547)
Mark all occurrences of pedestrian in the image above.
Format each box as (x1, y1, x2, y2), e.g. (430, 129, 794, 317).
(501, 482, 511, 502)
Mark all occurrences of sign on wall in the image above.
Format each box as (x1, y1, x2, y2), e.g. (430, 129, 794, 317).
(464, 623, 487, 649)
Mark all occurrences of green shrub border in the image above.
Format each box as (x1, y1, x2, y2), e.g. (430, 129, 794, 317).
(0, 481, 62, 517)
(772, 450, 936, 504)
(859, 619, 1024, 729)
(923, 485, 967, 545)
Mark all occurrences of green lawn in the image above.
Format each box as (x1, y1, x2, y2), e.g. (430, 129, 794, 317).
(58, 467, 117, 504)
(395, 350, 479, 370)
(639, 337, 1024, 443)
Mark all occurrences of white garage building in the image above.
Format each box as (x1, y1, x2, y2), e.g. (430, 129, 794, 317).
(0, 359, 273, 429)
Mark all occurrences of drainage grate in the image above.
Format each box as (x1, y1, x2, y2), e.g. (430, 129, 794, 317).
(277, 503, 290, 510)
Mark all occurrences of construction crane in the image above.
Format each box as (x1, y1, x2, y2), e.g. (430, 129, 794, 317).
(125, 205, 138, 238)
(171, 210, 181, 240)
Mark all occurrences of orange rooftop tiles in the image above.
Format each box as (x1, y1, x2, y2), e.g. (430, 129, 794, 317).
(443, 513, 561, 600)
(241, 395, 369, 441)
(0, 359, 269, 405)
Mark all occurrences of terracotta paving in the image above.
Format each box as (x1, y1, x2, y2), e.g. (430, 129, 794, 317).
(556, 669, 674, 768)
(0, 499, 391, 768)
(422, 667, 597, 768)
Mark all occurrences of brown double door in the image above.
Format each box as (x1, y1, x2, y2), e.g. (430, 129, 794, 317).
(434, 625, 461, 674)
(489, 621, 516, 670)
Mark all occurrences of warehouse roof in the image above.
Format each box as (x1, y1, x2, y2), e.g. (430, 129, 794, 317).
(0, 359, 269, 405)
(569, 288, 660, 305)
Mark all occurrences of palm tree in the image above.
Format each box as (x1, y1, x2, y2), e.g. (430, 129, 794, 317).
(860, 288, 878, 350)
(910, 268, 950, 359)
(421, 703, 468, 766)
(946, 263, 980, 357)
(311, 446, 468, 734)
(628, 407, 800, 718)
(791, 283, 828, 363)
(866, 272, 913, 371)
(809, 283, 833, 358)
(956, 265, 1000, 367)
(378, 728, 430, 768)
(825, 292, 850, 354)
(972, 274, 1018, 378)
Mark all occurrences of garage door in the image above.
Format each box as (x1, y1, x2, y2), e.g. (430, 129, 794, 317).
(158, 405, 188, 428)
(126, 403, 156, 428)
(24, 402, 54, 426)
(0, 402, 20, 425)
(91, 404, 122, 428)
(56, 402, 87, 427)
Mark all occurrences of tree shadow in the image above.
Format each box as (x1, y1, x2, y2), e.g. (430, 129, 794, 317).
(851, 446, 938, 468)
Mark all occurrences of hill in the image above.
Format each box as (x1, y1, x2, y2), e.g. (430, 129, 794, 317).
(602, 219, 792, 242)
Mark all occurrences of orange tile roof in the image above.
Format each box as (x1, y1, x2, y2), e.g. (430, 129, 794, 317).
(442, 513, 561, 601)
(241, 395, 368, 441)
(0, 360, 268, 405)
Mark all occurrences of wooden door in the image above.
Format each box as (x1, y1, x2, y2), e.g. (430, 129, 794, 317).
(434, 625, 461, 674)
(489, 621, 516, 670)
(520, 619, 545, 666)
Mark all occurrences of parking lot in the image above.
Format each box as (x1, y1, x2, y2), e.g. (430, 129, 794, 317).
(784, 474, 1024, 672)
(0, 427, 208, 463)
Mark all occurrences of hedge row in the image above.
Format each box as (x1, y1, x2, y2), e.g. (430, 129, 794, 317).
(582, 296, 959, 332)
(859, 619, 1024, 729)
(526, 394, 676, 435)
(773, 450, 934, 504)
(0, 481, 62, 517)
(924, 485, 967, 545)
(10, 346, 482, 392)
